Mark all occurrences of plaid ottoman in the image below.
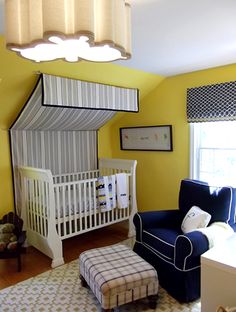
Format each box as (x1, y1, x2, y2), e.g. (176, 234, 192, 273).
(79, 244, 159, 312)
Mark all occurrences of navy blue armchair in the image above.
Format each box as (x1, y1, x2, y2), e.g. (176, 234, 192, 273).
(133, 179, 236, 303)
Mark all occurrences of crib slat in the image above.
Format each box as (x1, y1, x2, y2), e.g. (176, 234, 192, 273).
(35, 180, 40, 234)
(54, 186, 60, 237)
(93, 181, 97, 228)
(32, 180, 36, 232)
(88, 182, 92, 228)
(72, 183, 77, 234)
(37, 180, 41, 234)
(29, 180, 32, 230)
(41, 182, 46, 236)
(26, 180, 30, 231)
(45, 182, 50, 237)
(46, 182, 49, 237)
(29, 180, 34, 231)
(62, 185, 66, 236)
(83, 182, 87, 231)
(107, 208, 110, 223)
(38, 180, 43, 236)
(68, 185, 72, 235)
(111, 206, 115, 223)
(33, 180, 37, 231)
(78, 183, 82, 232)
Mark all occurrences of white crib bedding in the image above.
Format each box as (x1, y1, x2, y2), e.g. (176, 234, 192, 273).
(54, 173, 129, 218)
(30, 173, 130, 220)
(54, 189, 98, 218)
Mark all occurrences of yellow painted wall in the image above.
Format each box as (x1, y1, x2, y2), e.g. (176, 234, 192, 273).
(106, 63, 236, 212)
(0, 35, 164, 217)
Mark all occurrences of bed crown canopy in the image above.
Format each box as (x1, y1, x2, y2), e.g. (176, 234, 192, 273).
(10, 73, 139, 212)
(11, 73, 139, 131)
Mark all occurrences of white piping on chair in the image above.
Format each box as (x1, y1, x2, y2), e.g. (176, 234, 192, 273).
(136, 241, 200, 272)
(136, 213, 143, 242)
(174, 234, 193, 271)
(143, 230, 175, 247)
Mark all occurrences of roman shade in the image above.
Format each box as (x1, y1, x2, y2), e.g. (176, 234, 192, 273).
(187, 80, 236, 123)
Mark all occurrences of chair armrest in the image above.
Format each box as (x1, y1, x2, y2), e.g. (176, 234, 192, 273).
(133, 210, 181, 242)
(174, 231, 209, 270)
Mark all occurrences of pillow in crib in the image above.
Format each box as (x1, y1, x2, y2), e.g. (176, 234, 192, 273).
(181, 206, 211, 234)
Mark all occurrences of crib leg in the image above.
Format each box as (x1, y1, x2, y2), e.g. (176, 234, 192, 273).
(48, 225, 64, 268)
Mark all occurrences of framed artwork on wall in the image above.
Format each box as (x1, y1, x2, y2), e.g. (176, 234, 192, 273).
(120, 125, 173, 151)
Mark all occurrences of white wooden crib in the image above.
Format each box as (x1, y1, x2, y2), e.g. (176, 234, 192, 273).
(19, 158, 137, 268)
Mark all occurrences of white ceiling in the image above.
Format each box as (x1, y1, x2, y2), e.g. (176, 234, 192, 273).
(1, 0, 236, 77)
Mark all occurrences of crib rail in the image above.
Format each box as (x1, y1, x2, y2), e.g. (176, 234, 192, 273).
(54, 175, 131, 239)
(53, 170, 99, 184)
(54, 178, 97, 238)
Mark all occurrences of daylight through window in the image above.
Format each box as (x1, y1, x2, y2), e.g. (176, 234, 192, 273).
(190, 121, 236, 186)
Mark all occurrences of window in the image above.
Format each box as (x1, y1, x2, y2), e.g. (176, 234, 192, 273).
(190, 121, 236, 186)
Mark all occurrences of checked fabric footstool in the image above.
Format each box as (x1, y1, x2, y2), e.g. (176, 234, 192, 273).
(79, 244, 159, 312)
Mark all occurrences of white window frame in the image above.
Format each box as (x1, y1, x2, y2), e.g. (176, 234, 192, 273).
(190, 123, 200, 180)
(190, 121, 236, 186)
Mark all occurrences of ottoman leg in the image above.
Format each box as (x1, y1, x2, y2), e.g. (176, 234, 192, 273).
(148, 294, 159, 309)
(80, 275, 88, 287)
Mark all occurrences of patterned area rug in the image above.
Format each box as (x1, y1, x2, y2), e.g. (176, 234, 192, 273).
(0, 239, 201, 312)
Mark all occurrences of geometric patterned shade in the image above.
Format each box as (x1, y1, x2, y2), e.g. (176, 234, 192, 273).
(187, 80, 236, 123)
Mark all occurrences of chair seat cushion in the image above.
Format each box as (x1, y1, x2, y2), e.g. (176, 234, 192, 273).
(142, 228, 181, 261)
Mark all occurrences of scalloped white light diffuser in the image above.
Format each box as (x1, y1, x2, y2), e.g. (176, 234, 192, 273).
(5, 0, 131, 63)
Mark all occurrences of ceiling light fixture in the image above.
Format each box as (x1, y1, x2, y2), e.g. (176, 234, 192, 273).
(5, 0, 131, 63)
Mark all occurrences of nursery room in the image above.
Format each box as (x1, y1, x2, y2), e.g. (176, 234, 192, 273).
(0, 0, 236, 311)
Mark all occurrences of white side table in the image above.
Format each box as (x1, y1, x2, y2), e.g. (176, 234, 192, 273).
(201, 234, 236, 312)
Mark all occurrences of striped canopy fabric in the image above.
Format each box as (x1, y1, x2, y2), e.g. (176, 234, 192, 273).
(10, 73, 139, 215)
(12, 76, 118, 131)
(187, 80, 236, 123)
(43, 74, 138, 112)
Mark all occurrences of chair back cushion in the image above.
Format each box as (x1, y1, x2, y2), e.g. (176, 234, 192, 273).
(179, 179, 235, 225)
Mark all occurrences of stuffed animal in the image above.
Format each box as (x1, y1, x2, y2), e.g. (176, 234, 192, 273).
(0, 223, 17, 251)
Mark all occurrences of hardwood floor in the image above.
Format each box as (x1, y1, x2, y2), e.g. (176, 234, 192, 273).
(0, 222, 129, 290)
